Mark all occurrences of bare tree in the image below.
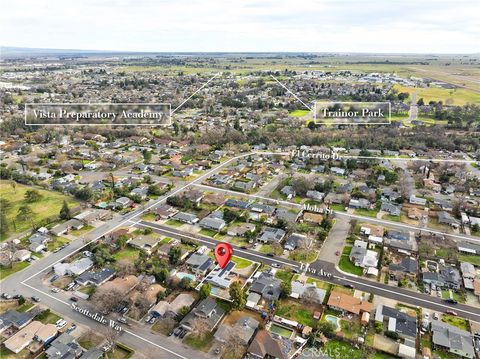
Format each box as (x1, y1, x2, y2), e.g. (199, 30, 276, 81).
(297, 236, 312, 250)
(103, 326, 121, 353)
(116, 259, 136, 277)
(0, 241, 17, 268)
(223, 327, 247, 358)
(301, 286, 321, 305)
(190, 317, 209, 339)
(398, 171, 412, 198)
(91, 287, 123, 314)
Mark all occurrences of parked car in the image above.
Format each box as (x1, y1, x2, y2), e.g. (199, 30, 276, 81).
(444, 298, 458, 304)
(66, 324, 77, 333)
(118, 317, 128, 324)
(50, 275, 59, 283)
(343, 284, 355, 289)
(56, 319, 67, 329)
(424, 313, 430, 320)
(144, 315, 152, 323)
(69, 297, 78, 302)
(179, 329, 187, 338)
(446, 310, 457, 316)
(433, 312, 439, 320)
(51, 288, 60, 293)
(31, 296, 41, 302)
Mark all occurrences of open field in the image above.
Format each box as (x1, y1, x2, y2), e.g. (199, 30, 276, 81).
(393, 84, 480, 105)
(0, 180, 79, 241)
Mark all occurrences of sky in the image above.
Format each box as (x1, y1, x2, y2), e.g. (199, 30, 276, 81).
(1, 0, 479, 53)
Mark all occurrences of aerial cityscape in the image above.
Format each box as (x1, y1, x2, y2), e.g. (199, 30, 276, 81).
(1, 1, 480, 359)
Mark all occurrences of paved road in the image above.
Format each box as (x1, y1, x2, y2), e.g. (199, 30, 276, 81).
(135, 221, 480, 322)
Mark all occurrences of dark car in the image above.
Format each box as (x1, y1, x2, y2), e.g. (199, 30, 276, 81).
(444, 298, 458, 305)
(343, 284, 355, 289)
(31, 296, 41, 302)
(266, 253, 274, 257)
(179, 329, 187, 339)
(70, 297, 78, 302)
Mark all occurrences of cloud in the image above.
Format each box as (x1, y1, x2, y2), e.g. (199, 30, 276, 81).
(0, 0, 478, 53)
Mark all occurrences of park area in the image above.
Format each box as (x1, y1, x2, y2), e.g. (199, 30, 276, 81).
(0, 180, 79, 240)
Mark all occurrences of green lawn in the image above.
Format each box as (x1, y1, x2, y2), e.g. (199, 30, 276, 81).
(17, 303, 34, 312)
(141, 213, 157, 221)
(259, 244, 282, 255)
(0, 180, 79, 241)
(199, 228, 217, 237)
(165, 219, 184, 227)
(47, 236, 70, 251)
(290, 109, 310, 117)
(36, 310, 61, 324)
(78, 331, 104, 350)
(113, 247, 141, 262)
(275, 270, 294, 283)
(275, 299, 319, 328)
(70, 225, 94, 236)
(305, 277, 332, 291)
(322, 339, 364, 359)
(382, 214, 401, 222)
(183, 332, 213, 352)
(330, 203, 346, 212)
(288, 249, 318, 263)
(458, 253, 480, 266)
(0, 261, 29, 280)
(338, 246, 364, 276)
(354, 208, 379, 218)
(442, 314, 469, 331)
(231, 256, 253, 269)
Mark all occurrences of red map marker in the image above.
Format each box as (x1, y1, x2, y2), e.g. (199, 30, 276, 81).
(215, 242, 233, 269)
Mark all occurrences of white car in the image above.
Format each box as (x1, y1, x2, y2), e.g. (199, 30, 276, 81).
(424, 313, 430, 320)
(51, 288, 60, 293)
(56, 319, 67, 329)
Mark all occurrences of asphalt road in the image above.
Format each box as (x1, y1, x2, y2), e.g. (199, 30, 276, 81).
(136, 220, 480, 322)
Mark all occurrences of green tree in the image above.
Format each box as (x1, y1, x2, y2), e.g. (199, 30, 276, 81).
(168, 246, 182, 264)
(317, 321, 335, 337)
(142, 149, 152, 164)
(279, 281, 291, 299)
(59, 200, 71, 220)
(24, 189, 42, 202)
(0, 212, 8, 234)
(17, 205, 33, 222)
(199, 283, 212, 300)
(229, 281, 247, 310)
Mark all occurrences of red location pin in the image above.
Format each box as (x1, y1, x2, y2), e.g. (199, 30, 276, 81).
(215, 242, 233, 269)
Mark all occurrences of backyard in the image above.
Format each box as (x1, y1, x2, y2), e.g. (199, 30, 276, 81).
(275, 298, 321, 328)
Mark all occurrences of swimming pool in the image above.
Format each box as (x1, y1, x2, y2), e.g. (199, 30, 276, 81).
(325, 315, 340, 330)
(269, 324, 294, 339)
(176, 272, 195, 281)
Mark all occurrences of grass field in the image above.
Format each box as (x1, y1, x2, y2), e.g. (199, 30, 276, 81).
(0, 261, 29, 280)
(0, 180, 79, 241)
(458, 253, 480, 266)
(322, 339, 364, 359)
(393, 84, 480, 106)
(113, 247, 141, 262)
(290, 109, 311, 117)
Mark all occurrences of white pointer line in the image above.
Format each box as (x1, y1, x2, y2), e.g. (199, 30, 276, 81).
(171, 73, 221, 115)
(270, 74, 313, 112)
